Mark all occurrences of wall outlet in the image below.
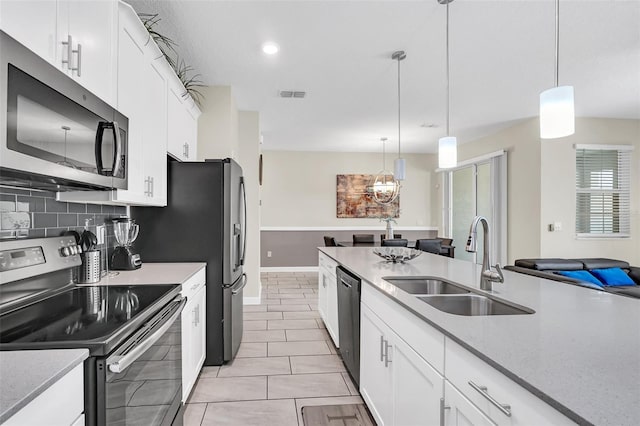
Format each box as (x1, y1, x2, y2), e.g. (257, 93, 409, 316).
(554, 222, 562, 231)
(267, 251, 272, 258)
(96, 224, 106, 245)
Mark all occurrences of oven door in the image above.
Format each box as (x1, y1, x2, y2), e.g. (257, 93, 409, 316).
(0, 30, 128, 191)
(96, 296, 186, 426)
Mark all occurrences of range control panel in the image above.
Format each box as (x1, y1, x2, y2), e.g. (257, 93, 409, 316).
(0, 236, 81, 283)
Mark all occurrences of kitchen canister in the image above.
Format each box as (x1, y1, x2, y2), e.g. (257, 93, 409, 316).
(79, 250, 102, 284)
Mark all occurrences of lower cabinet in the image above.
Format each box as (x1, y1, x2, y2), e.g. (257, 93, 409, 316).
(181, 268, 207, 401)
(360, 303, 443, 426)
(443, 381, 495, 426)
(318, 252, 339, 347)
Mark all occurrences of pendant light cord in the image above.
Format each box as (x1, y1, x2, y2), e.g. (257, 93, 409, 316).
(397, 56, 401, 159)
(555, 0, 559, 87)
(445, 0, 451, 136)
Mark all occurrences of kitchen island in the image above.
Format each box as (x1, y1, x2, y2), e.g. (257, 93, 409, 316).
(319, 247, 640, 426)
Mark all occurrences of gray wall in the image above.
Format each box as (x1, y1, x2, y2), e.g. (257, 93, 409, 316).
(261, 229, 439, 267)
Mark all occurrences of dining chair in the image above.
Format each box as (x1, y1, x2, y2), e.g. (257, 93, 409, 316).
(380, 234, 402, 242)
(353, 234, 375, 244)
(324, 236, 337, 247)
(381, 238, 409, 247)
(415, 238, 443, 254)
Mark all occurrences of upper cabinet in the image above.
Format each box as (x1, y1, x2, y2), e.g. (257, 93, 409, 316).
(167, 71, 201, 162)
(0, 0, 117, 105)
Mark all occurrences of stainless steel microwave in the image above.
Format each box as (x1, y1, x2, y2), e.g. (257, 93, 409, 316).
(0, 30, 128, 191)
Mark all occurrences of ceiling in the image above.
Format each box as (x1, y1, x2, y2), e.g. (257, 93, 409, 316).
(126, 0, 640, 153)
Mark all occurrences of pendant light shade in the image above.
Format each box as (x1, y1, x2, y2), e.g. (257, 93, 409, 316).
(370, 138, 400, 205)
(392, 51, 407, 180)
(438, 136, 457, 169)
(539, 0, 574, 139)
(438, 0, 457, 169)
(540, 85, 575, 138)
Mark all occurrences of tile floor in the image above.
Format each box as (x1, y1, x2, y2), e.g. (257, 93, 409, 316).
(184, 272, 363, 426)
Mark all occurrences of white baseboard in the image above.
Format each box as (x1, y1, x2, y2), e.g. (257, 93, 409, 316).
(243, 282, 262, 305)
(260, 266, 319, 273)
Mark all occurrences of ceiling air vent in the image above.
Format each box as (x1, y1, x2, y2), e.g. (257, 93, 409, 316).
(279, 90, 306, 98)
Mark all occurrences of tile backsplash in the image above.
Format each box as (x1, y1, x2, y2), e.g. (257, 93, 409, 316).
(0, 186, 127, 271)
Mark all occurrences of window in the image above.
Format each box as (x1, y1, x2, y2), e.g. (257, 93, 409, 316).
(575, 145, 632, 237)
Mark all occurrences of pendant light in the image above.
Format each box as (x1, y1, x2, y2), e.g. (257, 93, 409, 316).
(370, 137, 400, 205)
(540, 0, 574, 139)
(392, 50, 407, 180)
(438, 0, 457, 169)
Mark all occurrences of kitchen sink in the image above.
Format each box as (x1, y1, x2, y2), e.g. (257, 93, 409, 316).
(417, 294, 534, 316)
(383, 277, 471, 295)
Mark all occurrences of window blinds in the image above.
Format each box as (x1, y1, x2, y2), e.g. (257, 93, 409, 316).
(575, 146, 632, 237)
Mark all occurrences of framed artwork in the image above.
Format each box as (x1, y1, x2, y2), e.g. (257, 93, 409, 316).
(336, 174, 399, 218)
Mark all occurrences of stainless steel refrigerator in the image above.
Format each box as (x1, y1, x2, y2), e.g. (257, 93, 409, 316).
(131, 158, 246, 365)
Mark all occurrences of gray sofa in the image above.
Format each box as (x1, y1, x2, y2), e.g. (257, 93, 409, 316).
(505, 258, 640, 299)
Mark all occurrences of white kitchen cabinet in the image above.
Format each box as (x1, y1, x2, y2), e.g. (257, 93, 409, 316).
(360, 303, 444, 426)
(0, 0, 117, 105)
(443, 381, 496, 426)
(4, 363, 84, 426)
(167, 77, 200, 162)
(181, 268, 207, 401)
(445, 339, 575, 426)
(318, 252, 339, 346)
(58, 2, 168, 206)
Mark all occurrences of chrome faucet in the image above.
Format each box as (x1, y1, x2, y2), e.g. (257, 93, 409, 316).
(465, 216, 504, 291)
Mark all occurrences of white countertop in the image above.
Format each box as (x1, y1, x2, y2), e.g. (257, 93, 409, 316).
(97, 262, 206, 286)
(0, 349, 89, 423)
(320, 247, 640, 426)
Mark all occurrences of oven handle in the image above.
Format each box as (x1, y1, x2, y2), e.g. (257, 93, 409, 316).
(107, 296, 186, 374)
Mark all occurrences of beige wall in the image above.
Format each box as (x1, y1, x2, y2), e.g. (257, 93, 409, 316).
(197, 86, 240, 161)
(261, 151, 439, 227)
(540, 118, 640, 265)
(238, 111, 261, 299)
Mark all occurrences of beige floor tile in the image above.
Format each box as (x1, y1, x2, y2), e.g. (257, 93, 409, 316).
(268, 373, 350, 399)
(244, 311, 283, 320)
(279, 298, 313, 305)
(268, 319, 319, 330)
(269, 283, 301, 289)
(201, 399, 298, 426)
(198, 366, 219, 378)
(278, 288, 314, 294)
(305, 293, 319, 299)
(243, 305, 267, 312)
(267, 304, 311, 312)
(315, 318, 327, 328)
(183, 403, 207, 426)
(294, 396, 364, 426)
(236, 342, 267, 358)
(265, 293, 304, 299)
(342, 372, 360, 396)
(190, 376, 266, 402)
(268, 341, 331, 357)
(244, 320, 267, 330)
(243, 329, 286, 342)
(218, 356, 291, 377)
(290, 355, 347, 374)
(259, 298, 282, 305)
(285, 329, 331, 342)
(283, 311, 322, 319)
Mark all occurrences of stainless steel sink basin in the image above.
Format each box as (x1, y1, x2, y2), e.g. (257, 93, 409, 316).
(383, 277, 470, 295)
(418, 294, 534, 316)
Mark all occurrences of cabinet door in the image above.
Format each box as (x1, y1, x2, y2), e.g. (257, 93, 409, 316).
(444, 382, 496, 426)
(317, 268, 328, 321)
(325, 271, 340, 347)
(185, 105, 199, 160)
(360, 304, 393, 425)
(167, 86, 187, 161)
(63, 0, 116, 104)
(391, 333, 443, 426)
(192, 285, 207, 376)
(0, 0, 57, 65)
(181, 298, 194, 402)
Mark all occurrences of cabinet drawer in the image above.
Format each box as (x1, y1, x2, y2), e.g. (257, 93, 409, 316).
(4, 363, 84, 426)
(362, 282, 445, 374)
(445, 339, 575, 425)
(181, 267, 206, 300)
(318, 252, 338, 274)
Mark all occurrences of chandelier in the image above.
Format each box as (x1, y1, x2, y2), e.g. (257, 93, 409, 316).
(369, 137, 400, 205)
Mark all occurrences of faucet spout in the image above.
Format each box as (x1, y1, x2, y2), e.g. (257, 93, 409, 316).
(465, 216, 503, 291)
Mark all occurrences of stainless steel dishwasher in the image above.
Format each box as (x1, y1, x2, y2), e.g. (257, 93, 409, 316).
(336, 266, 361, 386)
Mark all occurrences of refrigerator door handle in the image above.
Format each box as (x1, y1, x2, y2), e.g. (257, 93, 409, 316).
(232, 273, 248, 295)
(239, 177, 247, 266)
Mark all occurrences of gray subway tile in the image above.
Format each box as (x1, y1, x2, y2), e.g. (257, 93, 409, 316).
(45, 227, 68, 237)
(87, 204, 102, 213)
(45, 198, 68, 213)
(17, 196, 45, 212)
(33, 213, 57, 228)
(0, 187, 30, 196)
(58, 213, 78, 227)
(68, 203, 87, 213)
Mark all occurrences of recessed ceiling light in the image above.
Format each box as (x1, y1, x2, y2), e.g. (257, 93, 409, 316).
(262, 42, 279, 55)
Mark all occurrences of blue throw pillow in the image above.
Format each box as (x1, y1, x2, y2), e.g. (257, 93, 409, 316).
(590, 268, 635, 286)
(556, 270, 605, 289)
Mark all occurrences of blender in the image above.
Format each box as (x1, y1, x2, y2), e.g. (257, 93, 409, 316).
(110, 217, 142, 270)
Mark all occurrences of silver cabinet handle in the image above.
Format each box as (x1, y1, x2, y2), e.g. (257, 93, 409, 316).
(439, 398, 451, 426)
(468, 381, 512, 417)
(183, 143, 187, 158)
(384, 340, 392, 367)
(150, 176, 154, 197)
(380, 335, 385, 362)
(185, 143, 189, 158)
(74, 43, 82, 76)
(144, 177, 150, 196)
(61, 35, 73, 69)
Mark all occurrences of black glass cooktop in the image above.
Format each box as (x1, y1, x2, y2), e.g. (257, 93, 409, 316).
(0, 284, 179, 355)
